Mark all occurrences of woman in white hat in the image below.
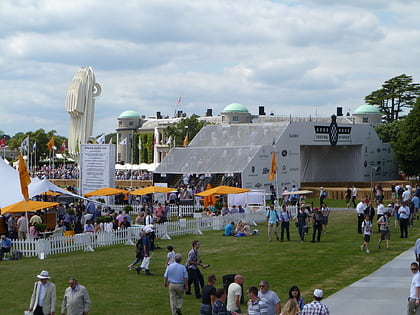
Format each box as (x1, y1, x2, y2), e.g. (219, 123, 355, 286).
(28, 270, 57, 315)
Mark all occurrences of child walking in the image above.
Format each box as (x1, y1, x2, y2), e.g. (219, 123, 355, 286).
(361, 214, 373, 253)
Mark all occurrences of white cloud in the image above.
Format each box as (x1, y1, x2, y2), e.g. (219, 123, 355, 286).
(0, 0, 419, 138)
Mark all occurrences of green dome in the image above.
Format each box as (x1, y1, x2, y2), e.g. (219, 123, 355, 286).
(119, 110, 140, 119)
(222, 103, 249, 113)
(354, 105, 381, 115)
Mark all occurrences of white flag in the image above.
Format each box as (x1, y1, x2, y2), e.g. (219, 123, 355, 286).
(20, 136, 29, 152)
(96, 134, 105, 144)
(166, 136, 172, 145)
(120, 137, 127, 145)
(138, 136, 142, 149)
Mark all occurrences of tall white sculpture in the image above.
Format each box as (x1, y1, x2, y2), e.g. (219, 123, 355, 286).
(65, 66, 102, 155)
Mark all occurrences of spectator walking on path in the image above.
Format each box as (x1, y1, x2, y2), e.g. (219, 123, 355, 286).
(164, 253, 188, 315)
(407, 262, 420, 315)
(301, 289, 329, 315)
(61, 277, 91, 315)
(28, 270, 56, 315)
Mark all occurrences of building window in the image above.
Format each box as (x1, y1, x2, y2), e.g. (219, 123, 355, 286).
(362, 117, 369, 123)
(119, 121, 122, 127)
(129, 121, 134, 126)
(232, 116, 239, 121)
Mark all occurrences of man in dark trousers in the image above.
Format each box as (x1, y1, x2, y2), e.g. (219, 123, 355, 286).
(185, 240, 209, 299)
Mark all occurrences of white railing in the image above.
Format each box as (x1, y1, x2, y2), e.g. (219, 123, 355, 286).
(10, 207, 296, 260)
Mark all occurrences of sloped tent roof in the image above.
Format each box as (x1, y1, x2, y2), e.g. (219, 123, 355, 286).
(0, 159, 82, 208)
(1, 200, 60, 214)
(155, 123, 289, 174)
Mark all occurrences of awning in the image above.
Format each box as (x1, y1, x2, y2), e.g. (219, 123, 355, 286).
(195, 185, 250, 197)
(129, 186, 176, 196)
(1, 200, 60, 214)
(85, 187, 128, 197)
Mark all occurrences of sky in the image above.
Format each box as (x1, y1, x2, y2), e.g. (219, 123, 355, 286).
(1, 0, 419, 138)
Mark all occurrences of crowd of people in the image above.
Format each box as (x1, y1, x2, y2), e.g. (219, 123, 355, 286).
(28, 164, 152, 181)
(159, 239, 329, 315)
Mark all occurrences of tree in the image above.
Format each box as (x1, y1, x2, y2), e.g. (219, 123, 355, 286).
(391, 97, 420, 176)
(365, 74, 420, 123)
(163, 115, 207, 146)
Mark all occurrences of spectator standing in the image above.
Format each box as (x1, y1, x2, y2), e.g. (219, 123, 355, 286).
(166, 245, 176, 266)
(267, 204, 280, 242)
(164, 253, 188, 315)
(279, 205, 291, 241)
(200, 274, 217, 315)
(344, 186, 352, 208)
(227, 274, 244, 314)
(17, 214, 28, 240)
(186, 240, 208, 298)
(351, 185, 358, 208)
(7, 214, 17, 239)
(320, 203, 330, 234)
(311, 208, 323, 243)
(28, 270, 57, 315)
(415, 239, 420, 262)
(399, 201, 410, 238)
(136, 229, 153, 275)
(376, 200, 385, 232)
(377, 212, 391, 249)
(296, 206, 308, 242)
(407, 262, 420, 315)
(319, 187, 327, 207)
(61, 277, 91, 315)
(212, 288, 228, 315)
(280, 298, 299, 315)
(355, 200, 367, 234)
(258, 280, 281, 315)
(233, 286, 268, 315)
(301, 289, 329, 315)
(288, 286, 305, 310)
(360, 215, 373, 253)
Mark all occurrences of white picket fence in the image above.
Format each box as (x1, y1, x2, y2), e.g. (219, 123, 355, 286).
(11, 206, 297, 260)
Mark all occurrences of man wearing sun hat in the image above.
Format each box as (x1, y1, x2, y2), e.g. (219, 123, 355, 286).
(301, 289, 330, 315)
(28, 270, 57, 315)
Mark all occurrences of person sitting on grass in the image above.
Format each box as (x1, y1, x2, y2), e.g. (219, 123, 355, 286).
(224, 222, 235, 236)
(235, 221, 251, 237)
(360, 214, 373, 253)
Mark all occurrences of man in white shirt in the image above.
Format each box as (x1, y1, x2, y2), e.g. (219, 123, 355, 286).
(356, 200, 367, 234)
(227, 274, 244, 313)
(408, 262, 420, 315)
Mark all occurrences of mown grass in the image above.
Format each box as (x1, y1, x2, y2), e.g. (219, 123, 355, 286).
(1, 210, 417, 315)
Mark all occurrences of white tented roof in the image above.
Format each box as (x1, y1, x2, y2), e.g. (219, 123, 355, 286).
(156, 123, 289, 174)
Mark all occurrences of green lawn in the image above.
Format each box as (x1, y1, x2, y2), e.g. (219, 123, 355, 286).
(1, 210, 417, 315)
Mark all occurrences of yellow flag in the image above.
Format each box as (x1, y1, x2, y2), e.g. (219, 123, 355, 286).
(183, 134, 188, 147)
(46, 136, 55, 151)
(268, 151, 277, 181)
(18, 154, 31, 201)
